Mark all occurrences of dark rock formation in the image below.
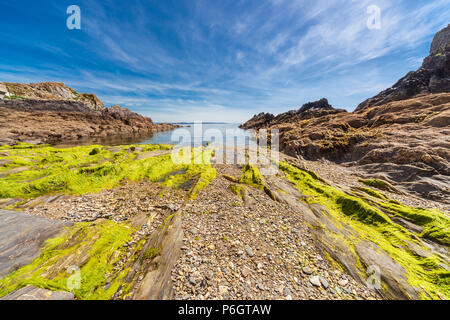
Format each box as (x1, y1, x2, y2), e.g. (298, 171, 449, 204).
(239, 26, 450, 204)
(298, 98, 333, 112)
(240, 98, 345, 130)
(356, 24, 450, 111)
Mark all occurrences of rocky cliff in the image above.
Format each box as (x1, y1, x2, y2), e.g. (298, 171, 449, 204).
(0, 82, 177, 145)
(356, 24, 450, 111)
(240, 26, 450, 204)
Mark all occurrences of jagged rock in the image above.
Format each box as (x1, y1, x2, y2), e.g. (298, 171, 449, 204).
(356, 24, 450, 111)
(239, 112, 275, 130)
(240, 98, 345, 130)
(298, 98, 333, 112)
(239, 26, 450, 204)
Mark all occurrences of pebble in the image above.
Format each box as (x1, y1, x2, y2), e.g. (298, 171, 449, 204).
(338, 279, 349, 287)
(319, 276, 329, 289)
(245, 245, 255, 257)
(310, 276, 321, 287)
(241, 266, 252, 278)
(283, 287, 291, 296)
(219, 286, 229, 295)
(302, 266, 314, 275)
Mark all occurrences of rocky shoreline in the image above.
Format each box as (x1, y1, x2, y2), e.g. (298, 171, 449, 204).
(0, 144, 447, 300)
(239, 26, 450, 205)
(0, 26, 448, 301)
(0, 82, 178, 145)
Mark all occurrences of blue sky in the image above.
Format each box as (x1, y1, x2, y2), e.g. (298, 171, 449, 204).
(0, 0, 448, 122)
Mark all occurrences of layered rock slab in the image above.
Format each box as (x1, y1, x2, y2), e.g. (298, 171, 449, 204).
(0, 210, 73, 278)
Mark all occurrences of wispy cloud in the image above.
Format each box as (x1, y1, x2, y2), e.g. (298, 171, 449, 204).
(0, 0, 448, 121)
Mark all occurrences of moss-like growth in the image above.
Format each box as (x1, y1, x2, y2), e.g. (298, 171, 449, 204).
(230, 184, 246, 198)
(359, 178, 399, 193)
(279, 161, 449, 299)
(357, 187, 389, 200)
(238, 164, 264, 190)
(143, 247, 161, 260)
(0, 220, 135, 300)
(0, 144, 216, 202)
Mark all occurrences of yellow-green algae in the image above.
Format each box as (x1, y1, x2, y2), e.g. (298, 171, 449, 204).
(230, 184, 247, 198)
(238, 164, 264, 190)
(0, 143, 218, 299)
(0, 143, 216, 202)
(359, 178, 399, 193)
(279, 162, 449, 299)
(0, 220, 135, 300)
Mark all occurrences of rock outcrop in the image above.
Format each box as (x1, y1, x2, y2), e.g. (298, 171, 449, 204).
(240, 26, 450, 204)
(1, 82, 104, 110)
(356, 24, 450, 111)
(0, 82, 178, 145)
(240, 98, 346, 130)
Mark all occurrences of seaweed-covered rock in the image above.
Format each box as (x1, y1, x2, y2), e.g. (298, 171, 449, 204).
(0, 210, 73, 278)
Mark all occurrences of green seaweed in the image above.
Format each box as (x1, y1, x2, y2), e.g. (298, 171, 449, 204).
(0, 220, 135, 300)
(279, 161, 449, 299)
(0, 143, 216, 202)
(238, 164, 264, 189)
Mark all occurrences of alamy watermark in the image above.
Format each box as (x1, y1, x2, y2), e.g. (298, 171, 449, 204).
(66, 5, 81, 30)
(366, 265, 381, 290)
(67, 265, 81, 290)
(367, 5, 381, 30)
(170, 122, 280, 176)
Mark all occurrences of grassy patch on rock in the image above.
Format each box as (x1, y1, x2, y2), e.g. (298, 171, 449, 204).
(238, 164, 264, 190)
(0, 143, 216, 202)
(279, 162, 449, 299)
(0, 220, 135, 300)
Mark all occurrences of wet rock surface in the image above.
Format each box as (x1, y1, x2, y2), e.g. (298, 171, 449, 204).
(0, 285, 74, 300)
(0, 210, 72, 278)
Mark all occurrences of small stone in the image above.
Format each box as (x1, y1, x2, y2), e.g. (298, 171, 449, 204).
(245, 245, 255, 257)
(286, 295, 292, 300)
(283, 287, 291, 296)
(241, 266, 252, 278)
(219, 286, 229, 295)
(338, 279, 349, 287)
(310, 276, 321, 287)
(257, 262, 263, 269)
(188, 277, 196, 286)
(182, 294, 190, 300)
(256, 283, 265, 290)
(319, 276, 329, 289)
(302, 266, 313, 275)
